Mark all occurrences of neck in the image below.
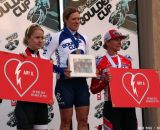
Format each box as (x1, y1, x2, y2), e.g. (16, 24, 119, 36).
(27, 47, 39, 54)
(107, 49, 118, 56)
(66, 27, 77, 34)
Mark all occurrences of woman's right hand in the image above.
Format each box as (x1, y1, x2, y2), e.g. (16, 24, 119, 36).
(101, 68, 111, 84)
(64, 68, 71, 78)
(19, 53, 27, 58)
(104, 71, 112, 84)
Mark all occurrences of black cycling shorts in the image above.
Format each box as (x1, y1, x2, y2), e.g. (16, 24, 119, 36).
(15, 101, 48, 129)
(103, 101, 137, 130)
(55, 78, 90, 109)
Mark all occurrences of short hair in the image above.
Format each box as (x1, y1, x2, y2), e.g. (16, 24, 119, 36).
(63, 7, 80, 27)
(23, 24, 44, 46)
(103, 40, 108, 50)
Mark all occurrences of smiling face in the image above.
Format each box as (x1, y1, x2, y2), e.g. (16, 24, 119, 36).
(64, 12, 80, 32)
(63, 7, 80, 32)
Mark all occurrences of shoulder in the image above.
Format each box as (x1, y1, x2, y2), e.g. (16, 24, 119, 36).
(118, 54, 132, 65)
(95, 55, 110, 71)
(80, 33, 88, 39)
(96, 55, 108, 66)
(119, 54, 131, 61)
(47, 31, 62, 46)
(52, 31, 61, 40)
(40, 53, 48, 59)
(78, 33, 88, 43)
(58, 30, 71, 43)
(95, 55, 103, 65)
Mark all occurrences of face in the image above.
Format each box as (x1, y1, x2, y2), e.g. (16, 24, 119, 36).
(106, 38, 122, 52)
(27, 29, 44, 50)
(65, 12, 80, 32)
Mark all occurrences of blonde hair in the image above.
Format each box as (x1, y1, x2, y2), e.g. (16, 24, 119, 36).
(23, 24, 44, 46)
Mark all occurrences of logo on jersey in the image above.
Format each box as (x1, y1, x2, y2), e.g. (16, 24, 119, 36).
(62, 42, 77, 50)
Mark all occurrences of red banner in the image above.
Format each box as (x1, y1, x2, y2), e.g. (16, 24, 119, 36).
(109, 68, 160, 107)
(0, 51, 53, 103)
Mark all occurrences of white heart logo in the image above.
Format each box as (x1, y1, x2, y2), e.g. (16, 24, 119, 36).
(4, 58, 39, 97)
(122, 72, 149, 104)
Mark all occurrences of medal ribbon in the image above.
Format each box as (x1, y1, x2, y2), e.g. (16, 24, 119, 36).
(63, 27, 79, 49)
(106, 51, 122, 68)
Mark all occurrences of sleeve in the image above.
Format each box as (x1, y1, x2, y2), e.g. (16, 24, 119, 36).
(43, 32, 66, 74)
(90, 77, 105, 94)
(129, 60, 132, 69)
(53, 65, 65, 74)
(83, 35, 90, 54)
(125, 57, 132, 69)
(90, 61, 106, 94)
(43, 32, 60, 59)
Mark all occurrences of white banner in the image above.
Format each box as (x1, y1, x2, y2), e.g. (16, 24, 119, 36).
(0, 0, 142, 130)
(0, 0, 60, 130)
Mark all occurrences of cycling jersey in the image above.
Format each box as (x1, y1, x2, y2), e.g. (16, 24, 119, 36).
(43, 27, 90, 109)
(43, 27, 89, 77)
(90, 52, 137, 130)
(90, 53, 131, 101)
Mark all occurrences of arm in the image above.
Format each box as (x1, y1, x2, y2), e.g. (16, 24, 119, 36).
(90, 77, 106, 94)
(43, 32, 60, 59)
(83, 35, 89, 54)
(90, 68, 111, 94)
(43, 32, 66, 74)
(53, 65, 65, 74)
(90, 57, 106, 94)
(90, 55, 112, 94)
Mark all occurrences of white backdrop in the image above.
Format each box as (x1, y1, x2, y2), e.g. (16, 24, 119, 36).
(0, 0, 142, 130)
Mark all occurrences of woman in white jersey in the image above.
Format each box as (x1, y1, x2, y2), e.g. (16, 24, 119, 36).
(43, 7, 90, 130)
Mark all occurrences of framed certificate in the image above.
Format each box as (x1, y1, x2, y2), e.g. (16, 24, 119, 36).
(68, 54, 96, 77)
